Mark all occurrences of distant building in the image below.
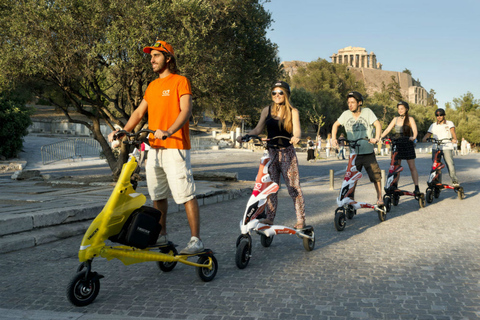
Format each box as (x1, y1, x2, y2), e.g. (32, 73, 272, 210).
(330, 46, 428, 106)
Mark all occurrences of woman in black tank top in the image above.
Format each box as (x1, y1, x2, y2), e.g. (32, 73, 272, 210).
(236, 81, 306, 229)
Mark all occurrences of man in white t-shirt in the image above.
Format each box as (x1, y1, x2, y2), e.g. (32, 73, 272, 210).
(422, 108, 459, 187)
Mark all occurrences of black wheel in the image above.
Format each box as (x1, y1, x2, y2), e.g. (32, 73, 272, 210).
(196, 255, 218, 282)
(157, 246, 178, 272)
(392, 193, 400, 206)
(418, 194, 426, 208)
(434, 187, 441, 198)
(346, 206, 356, 219)
(235, 238, 251, 269)
(383, 195, 391, 213)
(66, 271, 100, 307)
(458, 188, 465, 200)
(334, 208, 346, 231)
(260, 234, 274, 247)
(377, 208, 386, 222)
(302, 228, 315, 251)
(426, 188, 434, 203)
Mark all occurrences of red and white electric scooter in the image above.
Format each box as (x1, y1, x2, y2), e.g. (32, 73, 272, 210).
(334, 138, 386, 231)
(235, 135, 315, 269)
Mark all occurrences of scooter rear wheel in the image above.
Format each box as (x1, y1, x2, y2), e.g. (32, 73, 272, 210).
(196, 255, 218, 282)
(426, 188, 434, 203)
(383, 195, 391, 213)
(66, 271, 100, 307)
(392, 193, 400, 206)
(418, 194, 426, 208)
(458, 187, 465, 200)
(346, 205, 356, 219)
(235, 238, 251, 269)
(260, 234, 274, 247)
(434, 187, 441, 198)
(334, 208, 346, 231)
(157, 246, 178, 272)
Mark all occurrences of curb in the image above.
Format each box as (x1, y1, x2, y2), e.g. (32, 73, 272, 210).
(0, 185, 252, 254)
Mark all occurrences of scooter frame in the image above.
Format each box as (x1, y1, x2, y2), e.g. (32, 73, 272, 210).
(382, 137, 425, 212)
(235, 135, 315, 269)
(425, 138, 464, 203)
(67, 129, 218, 307)
(334, 138, 386, 231)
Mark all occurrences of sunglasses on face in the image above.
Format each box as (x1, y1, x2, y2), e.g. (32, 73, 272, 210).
(153, 41, 173, 56)
(271, 90, 284, 96)
(436, 114, 444, 117)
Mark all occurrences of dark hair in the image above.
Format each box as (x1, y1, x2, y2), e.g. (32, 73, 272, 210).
(397, 102, 412, 137)
(435, 108, 446, 116)
(162, 51, 178, 74)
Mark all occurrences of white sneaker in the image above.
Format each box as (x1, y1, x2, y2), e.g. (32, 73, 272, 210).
(180, 237, 204, 255)
(156, 234, 168, 246)
(453, 182, 460, 187)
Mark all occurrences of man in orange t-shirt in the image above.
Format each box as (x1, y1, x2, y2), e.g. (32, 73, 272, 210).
(108, 40, 203, 255)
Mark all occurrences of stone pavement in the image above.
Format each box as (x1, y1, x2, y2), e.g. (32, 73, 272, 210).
(0, 143, 479, 319)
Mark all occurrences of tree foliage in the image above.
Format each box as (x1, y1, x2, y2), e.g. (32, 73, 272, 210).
(290, 59, 366, 137)
(0, 90, 33, 158)
(0, 0, 279, 174)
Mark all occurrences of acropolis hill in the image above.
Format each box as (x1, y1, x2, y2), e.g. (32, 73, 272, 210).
(282, 46, 429, 106)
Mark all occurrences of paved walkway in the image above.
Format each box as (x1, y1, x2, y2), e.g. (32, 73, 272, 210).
(0, 134, 479, 319)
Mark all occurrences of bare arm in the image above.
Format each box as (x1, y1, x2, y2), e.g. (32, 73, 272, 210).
(290, 108, 302, 145)
(410, 117, 418, 141)
(422, 132, 432, 142)
(450, 127, 458, 144)
(154, 94, 192, 140)
(380, 118, 396, 139)
(237, 107, 268, 142)
(331, 120, 341, 147)
(370, 120, 382, 144)
(108, 99, 148, 142)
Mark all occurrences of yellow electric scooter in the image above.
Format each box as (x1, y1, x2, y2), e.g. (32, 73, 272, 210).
(66, 129, 218, 307)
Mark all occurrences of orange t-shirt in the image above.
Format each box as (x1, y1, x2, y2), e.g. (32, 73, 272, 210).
(144, 74, 192, 149)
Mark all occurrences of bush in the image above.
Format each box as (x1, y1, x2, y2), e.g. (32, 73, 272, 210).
(0, 93, 33, 158)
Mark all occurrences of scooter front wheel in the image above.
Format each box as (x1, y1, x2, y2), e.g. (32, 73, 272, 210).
(66, 271, 100, 307)
(157, 246, 178, 272)
(302, 227, 315, 251)
(235, 238, 251, 269)
(196, 255, 218, 282)
(334, 208, 346, 231)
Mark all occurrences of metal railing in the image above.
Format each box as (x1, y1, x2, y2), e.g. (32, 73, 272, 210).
(41, 138, 102, 164)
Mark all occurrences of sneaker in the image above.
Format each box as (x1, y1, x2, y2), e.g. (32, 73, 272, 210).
(155, 234, 168, 246)
(453, 182, 460, 187)
(180, 237, 204, 255)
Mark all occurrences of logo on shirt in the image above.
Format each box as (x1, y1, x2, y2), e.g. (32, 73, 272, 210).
(162, 90, 170, 97)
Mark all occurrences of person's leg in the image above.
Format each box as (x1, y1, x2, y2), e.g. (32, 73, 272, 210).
(265, 149, 280, 223)
(406, 159, 419, 189)
(279, 147, 305, 228)
(153, 199, 168, 235)
(442, 149, 459, 184)
(184, 197, 200, 238)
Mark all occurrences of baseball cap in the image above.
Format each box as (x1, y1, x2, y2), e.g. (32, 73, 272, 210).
(271, 81, 290, 95)
(143, 40, 175, 56)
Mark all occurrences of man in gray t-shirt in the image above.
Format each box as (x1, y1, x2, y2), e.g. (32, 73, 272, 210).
(332, 91, 383, 205)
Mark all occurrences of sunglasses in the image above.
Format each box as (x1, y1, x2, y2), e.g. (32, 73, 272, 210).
(436, 114, 444, 117)
(271, 90, 284, 96)
(152, 41, 173, 56)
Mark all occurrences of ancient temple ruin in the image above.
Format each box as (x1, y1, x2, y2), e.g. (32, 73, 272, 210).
(330, 46, 382, 69)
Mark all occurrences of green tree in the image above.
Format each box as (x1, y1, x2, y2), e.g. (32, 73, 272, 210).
(0, 90, 33, 158)
(290, 58, 365, 136)
(0, 0, 279, 175)
(426, 89, 438, 107)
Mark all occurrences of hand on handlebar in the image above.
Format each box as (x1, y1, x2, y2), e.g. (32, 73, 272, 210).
(154, 129, 170, 140)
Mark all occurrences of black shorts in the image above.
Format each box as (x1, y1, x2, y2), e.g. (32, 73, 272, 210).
(356, 152, 382, 183)
(393, 138, 416, 160)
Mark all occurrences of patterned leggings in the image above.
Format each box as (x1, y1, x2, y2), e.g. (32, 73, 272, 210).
(266, 145, 306, 222)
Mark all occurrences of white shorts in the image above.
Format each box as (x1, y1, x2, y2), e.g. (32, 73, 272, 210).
(145, 149, 196, 204)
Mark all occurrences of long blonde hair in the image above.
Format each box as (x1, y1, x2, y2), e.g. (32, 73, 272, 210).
(271, 87, 293, 133)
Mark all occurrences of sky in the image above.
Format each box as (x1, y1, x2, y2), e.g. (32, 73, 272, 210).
(263, 0, 480, 108)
